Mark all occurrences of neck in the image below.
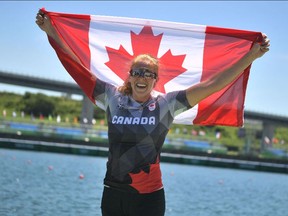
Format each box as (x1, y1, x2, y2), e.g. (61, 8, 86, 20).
(132, 94, 151, 104)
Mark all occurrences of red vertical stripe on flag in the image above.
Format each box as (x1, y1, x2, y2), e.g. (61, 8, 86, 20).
(48, 37, 96, 103)
(193, 26, 261, 126)
(42, 9, 96, 102)
(48, 11, 92, 69)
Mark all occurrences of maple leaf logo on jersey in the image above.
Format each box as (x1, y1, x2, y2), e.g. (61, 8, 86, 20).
(105, 26, 187, 93)
(129, 163, 163, 193)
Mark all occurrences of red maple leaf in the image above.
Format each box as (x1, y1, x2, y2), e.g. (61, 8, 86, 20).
(105, 26, 187, 93)
(129, 163, 163, 193)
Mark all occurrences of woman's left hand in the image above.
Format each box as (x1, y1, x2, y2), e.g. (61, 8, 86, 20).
(251, 33, 270, 59)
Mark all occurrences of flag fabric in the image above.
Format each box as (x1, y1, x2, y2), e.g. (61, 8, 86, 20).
(41, 8, 262, 127)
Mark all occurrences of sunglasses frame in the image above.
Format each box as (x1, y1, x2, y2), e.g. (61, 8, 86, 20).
(129, 68, 157, 79)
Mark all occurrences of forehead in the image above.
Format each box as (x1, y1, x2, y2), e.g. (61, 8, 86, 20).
(132, 61, 157, 72)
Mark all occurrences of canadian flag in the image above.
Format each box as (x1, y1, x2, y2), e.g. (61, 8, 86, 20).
(41, 8, 262, 127)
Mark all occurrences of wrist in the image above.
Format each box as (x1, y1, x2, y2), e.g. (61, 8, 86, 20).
(245, 49, 259, 62)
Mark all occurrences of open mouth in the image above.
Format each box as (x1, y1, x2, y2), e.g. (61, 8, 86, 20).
(136, 83, 147, 89)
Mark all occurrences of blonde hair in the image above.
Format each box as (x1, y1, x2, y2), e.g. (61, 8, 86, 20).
(118, 54, 159, 95)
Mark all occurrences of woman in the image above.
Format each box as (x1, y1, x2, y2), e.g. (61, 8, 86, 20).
(36, 10, 270, 216)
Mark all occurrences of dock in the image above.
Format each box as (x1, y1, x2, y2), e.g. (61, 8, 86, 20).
(0, 136, 287, 174)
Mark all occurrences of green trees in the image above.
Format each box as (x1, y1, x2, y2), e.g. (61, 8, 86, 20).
(0, 91, 287, 153)
(22, 92, 55, 116)
(0, 92, 81, 119)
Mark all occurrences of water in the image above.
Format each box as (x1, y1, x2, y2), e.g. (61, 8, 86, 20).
(1, 149, 287, 216)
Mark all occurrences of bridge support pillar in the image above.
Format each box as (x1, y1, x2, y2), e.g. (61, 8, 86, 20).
(261, 121, 275, 151)
(81, 95, 94, 124)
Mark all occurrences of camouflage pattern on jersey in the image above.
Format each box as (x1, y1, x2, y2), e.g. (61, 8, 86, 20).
(93, 79, 191, 193)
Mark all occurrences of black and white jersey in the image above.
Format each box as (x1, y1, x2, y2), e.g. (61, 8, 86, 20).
(93, 79, 191, 194)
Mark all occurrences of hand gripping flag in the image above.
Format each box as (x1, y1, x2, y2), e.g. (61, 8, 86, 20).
(41, 8, 263, 127)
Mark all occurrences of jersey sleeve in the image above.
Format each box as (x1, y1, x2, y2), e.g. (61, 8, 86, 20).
(93, 78, 118, 111)
(162, 90, 191, 118)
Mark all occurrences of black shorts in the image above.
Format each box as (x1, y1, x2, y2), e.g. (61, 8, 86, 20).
(101, 186, 165, 216)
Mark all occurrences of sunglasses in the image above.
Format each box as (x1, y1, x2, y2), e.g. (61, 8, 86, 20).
(129, 68, 157, 79)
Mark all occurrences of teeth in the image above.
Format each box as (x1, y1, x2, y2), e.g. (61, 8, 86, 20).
(136, 83, 147, 88)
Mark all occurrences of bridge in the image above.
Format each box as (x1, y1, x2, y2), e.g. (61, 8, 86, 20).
(1, 70, 288, 149)
(0, 70, 94, 125)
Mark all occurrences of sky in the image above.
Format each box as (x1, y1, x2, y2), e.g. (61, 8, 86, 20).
(0, 1, 287, 117)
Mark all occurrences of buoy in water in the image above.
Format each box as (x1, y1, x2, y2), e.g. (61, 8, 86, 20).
(79, 173, 85, 179)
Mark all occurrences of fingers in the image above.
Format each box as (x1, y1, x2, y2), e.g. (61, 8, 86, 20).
(260, 46, 269, 53)
(35, 11, 50, 33)
(36, 12, 44, 25)
(260, 33, 270, 52)
(261, 34, 270, 45)
(36, 9, 49, 25)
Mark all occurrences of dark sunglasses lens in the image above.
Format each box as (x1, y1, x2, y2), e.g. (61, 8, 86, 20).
(143, 72, 153, 78)
(131, 70, 141, 76)
(130, 69, 157, 79)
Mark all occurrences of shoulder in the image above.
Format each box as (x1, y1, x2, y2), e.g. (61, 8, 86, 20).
(156, 90, 186, 101)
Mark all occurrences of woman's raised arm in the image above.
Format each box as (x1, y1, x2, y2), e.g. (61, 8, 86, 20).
(185, 34, 270, 107)
(35, 9, 82, 65)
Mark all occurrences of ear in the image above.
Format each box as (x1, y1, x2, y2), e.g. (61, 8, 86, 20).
(153, 79, 158, 88)
(127, 72, 132, 81)
(128, 76, 132, 83)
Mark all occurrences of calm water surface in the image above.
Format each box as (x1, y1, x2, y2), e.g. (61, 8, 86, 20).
(1, 149, 287, 216)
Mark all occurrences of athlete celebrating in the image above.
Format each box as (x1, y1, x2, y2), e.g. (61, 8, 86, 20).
(36, 10, 270, 216)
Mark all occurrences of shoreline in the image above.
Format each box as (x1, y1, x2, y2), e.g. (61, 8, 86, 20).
(1, 135, 287, 175)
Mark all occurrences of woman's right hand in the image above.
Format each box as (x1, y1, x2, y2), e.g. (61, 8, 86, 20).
(35, 9, 53, 35)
